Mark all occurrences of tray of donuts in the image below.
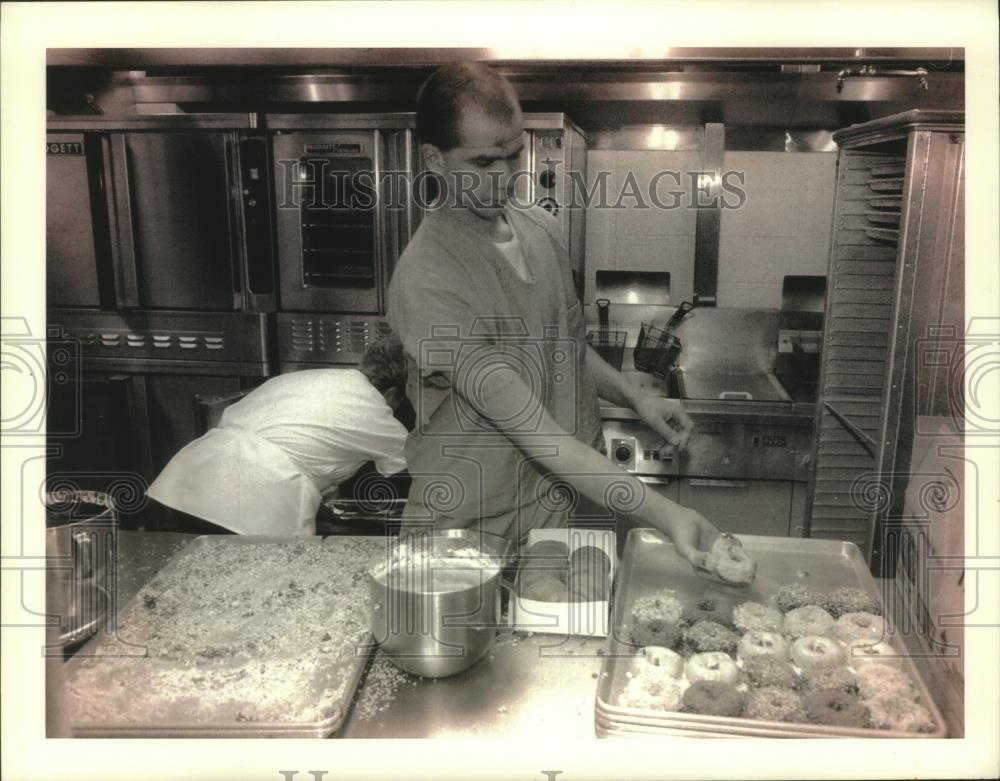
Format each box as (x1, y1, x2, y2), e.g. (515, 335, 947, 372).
(594, 528, 947, 738)
(507, 528, 616, 637)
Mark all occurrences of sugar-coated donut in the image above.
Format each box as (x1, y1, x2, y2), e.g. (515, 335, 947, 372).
(732, 602, 784, 634)
(773, 582, 824, 613)
(682, 620, 739, 655)
(790, 635, 846, 671)
(629, 590, 685, 649)
(618, 671, 683, 712)
(684, 651, 741, 685)
(683, 595, 735, 628)
(804, 688, 870, 728)
(782, 605, 835, 638)
(744, 686, 807, 723)
(864, 691, 937, 734)
(854, 663, 919, 700)
(742, 655, 800, 690)
(703, 535, 756, 585)
(682, 680, 746, 717)
(737, 630, 791, 662)
(821, 586, 881, 619)
(631, 590, 684, 624)
(800, 666, 859, 695)
(640, 646, 684, 679)
(631, 617, 683, 649)
(834, 612, 885, 646)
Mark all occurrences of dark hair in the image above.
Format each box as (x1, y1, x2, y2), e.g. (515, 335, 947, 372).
(416, 61, 521, 152)
(359, 332, 407, 393)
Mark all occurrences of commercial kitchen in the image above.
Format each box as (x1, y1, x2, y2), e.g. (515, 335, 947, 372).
(42, 48, 967, 739)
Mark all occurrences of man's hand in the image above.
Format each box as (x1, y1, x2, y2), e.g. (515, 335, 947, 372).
(666, 507, 721, 570)
(633, 393, 694, 450)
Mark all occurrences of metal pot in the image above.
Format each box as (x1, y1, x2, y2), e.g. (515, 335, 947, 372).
(368, 529, 511, 678)
(45, 490, 117, 649)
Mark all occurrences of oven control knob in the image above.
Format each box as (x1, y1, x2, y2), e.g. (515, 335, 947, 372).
(538, 168, 557, 190)
(613, 444, 632, 463)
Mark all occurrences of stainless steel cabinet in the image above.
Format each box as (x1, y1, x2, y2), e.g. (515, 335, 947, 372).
(678, 478, 792, 537)
(807, 110, 965, 570)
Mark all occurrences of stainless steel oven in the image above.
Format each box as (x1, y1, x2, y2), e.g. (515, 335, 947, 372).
(46, 115, 277, 313)
(266, 114, 415, 370)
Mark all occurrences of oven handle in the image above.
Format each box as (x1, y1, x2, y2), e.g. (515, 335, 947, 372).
(688, 479, 748, 489)
(635, 475, 676, 486)
(106, 135, 141, 309)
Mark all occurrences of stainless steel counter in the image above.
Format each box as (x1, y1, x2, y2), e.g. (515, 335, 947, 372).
(93, 531, 607, 739)
(342, 632, 605, 738)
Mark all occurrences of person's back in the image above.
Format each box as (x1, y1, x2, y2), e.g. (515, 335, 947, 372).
(219, 368, 405, 491)
(147, 340, 409, 535)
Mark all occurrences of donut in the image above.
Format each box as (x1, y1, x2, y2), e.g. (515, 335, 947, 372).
(525, 539, 570, 559)
(682, 620, 739, 655)
(834, 611, 886, 645)
(682, 680, 746, 717)
(800, 666, 859, 695)
(782, 605, 835, 638)
(821, 586, 881, 619)
(629, 590, 685, 649)
(773, 582, 824, 613)
(854, 663, 919, 700)
(684, 651, 741, 685)
(569, 545, 611, 574)
(683, 595, 735, 628)
(732, 602, 784, 634)
(790, 635, 846, 671)
(864, 691, 937, 733)
(744, 686, 807, 723)
(631, 617, 683, 649)
(567, 558, 609, 602)
(640, 646, 684, 679)
(518, 568, 560, 590)
(737, 630, 791, 662)
(631, 591, 684, 625)
(804, 688, 870, 728)
(618, 671, 683, 712)
(520, 574, 568, 602)
(742, 656, 800, 690)
(704, 535, 756, 585)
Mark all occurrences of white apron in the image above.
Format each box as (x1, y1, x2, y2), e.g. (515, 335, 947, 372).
(146, 426, 321, 536)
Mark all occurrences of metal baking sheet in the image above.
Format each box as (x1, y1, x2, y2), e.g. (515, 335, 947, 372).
(64, 535, 385, 738)
(595, 528, 947, 739)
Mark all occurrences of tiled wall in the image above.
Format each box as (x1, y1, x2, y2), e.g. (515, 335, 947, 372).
(584, 149, 837, 309)
(584, 150, 701, 304)
(718, 151, 837, 308)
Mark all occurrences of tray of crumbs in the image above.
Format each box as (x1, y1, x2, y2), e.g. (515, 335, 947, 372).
(63, 536, 386, 737)
(595, 529, 947, 739)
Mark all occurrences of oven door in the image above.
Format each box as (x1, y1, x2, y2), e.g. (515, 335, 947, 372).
(108, 131, 246, 310)
(272, 130, 386, 313)
(46, 133, 114, 308)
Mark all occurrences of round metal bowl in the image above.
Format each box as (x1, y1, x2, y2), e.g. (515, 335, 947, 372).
(368, 529, 511, 678)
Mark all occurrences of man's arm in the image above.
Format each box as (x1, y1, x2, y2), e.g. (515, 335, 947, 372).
(587, 344, 694, 449)
(461, 358, 718, 567)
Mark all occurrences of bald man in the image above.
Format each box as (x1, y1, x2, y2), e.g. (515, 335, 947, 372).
(389, 62, 720, 568)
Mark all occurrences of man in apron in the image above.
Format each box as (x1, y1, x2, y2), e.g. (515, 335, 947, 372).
(146, 337, 409, 535)
(388, 62, 719, 568)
